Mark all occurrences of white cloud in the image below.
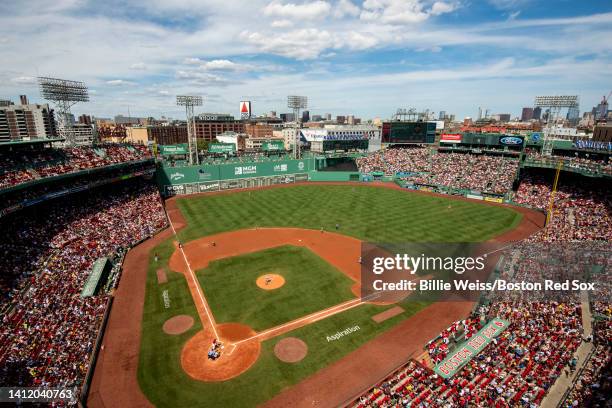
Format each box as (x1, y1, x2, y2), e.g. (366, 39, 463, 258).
(361, 0, 457, 24)
(176, 70, 229, 85)
(361, 0, 429, 24)
(183, 57, 204, 65)
(508, 10, 521, 20)
(240, 28, 334, 59)
(129, 62, 147, 70)
(0, 0, 609, 119)
(106, 79, 136, 86)
(333, 0, 360, 18)
(342, 31, 379, 49)
(416, 45, 442, 52)
(431, 1, 457, 16)
(487, 0, 529, 10)
(263, 1, 331, 20)
(200, 59, 248, 71)
(271, 19, 293, 28)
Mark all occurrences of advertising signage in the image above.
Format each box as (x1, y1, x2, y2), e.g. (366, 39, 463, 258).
(434, 318, 509, 379)
(209, 143, 236, 153)
(441, 133, 462, 143)
(240, 101, 251, 119)
(499, 135, 524, 146)
(262, 140, 285, 151)
(159, 144, 189, 155)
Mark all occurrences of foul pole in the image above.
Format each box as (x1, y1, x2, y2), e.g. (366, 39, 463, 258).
(545, 160, 563, 239)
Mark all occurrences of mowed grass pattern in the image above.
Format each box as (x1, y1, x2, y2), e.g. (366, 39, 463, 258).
(177, 184, 521, 243)
(198, 246, 356, 331)
(139, 184, 523, 407)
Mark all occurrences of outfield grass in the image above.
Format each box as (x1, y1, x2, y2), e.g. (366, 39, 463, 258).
(138, 184, 522, 407)
(176, 184, 521, 243)
(197, 246, 356, 331)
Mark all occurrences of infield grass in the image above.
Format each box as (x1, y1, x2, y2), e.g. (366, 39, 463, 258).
(138, 184, 522, 407)
(197, 245, 356, 331)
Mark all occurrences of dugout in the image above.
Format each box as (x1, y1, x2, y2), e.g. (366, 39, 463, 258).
(81, 257, 112, 297)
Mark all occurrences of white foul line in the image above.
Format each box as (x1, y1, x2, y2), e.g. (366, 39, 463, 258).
(165, 208, 219, 340)
(231, 291, 382, 346)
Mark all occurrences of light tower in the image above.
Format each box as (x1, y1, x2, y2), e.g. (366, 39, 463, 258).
(38, 77, 89, 145)
(287, 95, 307, 159)
(176, 95, 203, 165)
(534, 95, 579, 156)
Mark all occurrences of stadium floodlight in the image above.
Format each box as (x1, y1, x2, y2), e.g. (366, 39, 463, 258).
(394, 108, 418, 121)
(287, 96, 308, 159)
(38, 77, 89, 145)
(287, 95, 308, 111)
(534, 95, 579, 108)
(534, 95, 580, 156)
(177, 95, 203, 165)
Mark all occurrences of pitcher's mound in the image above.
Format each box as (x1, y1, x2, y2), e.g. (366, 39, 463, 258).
(256, 273, 285, 290)
(181, 323, 260, 382)
(274, 337, 308, 363)
(163, 315, 194, 335)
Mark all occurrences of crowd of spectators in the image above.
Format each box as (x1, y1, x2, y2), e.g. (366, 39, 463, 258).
(526, 151, 612, 176)
(0, 179, 167, 391)
(562, 344, 611, 407)
(426, 316, 484, 365)
(0, 144, 152, 190)
(514, 174, 611, 242)
(356, 148, 519, 194)
(562, 267, 612, 407)
(354, 301, 582, 407)
(0, 162, 156, 216)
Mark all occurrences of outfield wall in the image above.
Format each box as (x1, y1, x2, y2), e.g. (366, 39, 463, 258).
(157, 158, 312, 196)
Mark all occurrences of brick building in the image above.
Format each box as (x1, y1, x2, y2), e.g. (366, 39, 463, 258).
(244, 123, 274, 138)
(194, 113, 245, 142)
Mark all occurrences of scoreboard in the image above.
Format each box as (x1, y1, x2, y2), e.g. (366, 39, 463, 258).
(382, 121, 436, 144)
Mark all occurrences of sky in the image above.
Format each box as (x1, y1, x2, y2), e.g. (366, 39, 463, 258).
(0, 0, 611, 121)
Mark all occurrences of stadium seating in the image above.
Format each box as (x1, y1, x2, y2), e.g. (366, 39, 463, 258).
(0, 179, 167, 388)
(356, 148, 519, 194)
(0, 144, 152, 190)
(514, 174, 611, 241)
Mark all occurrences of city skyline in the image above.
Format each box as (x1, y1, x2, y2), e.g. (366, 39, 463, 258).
(1, 0, 611, 120)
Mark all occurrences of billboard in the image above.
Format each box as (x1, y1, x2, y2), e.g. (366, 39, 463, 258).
(159, 144, 189, 155)
(499, 135, 524, 146)
(240, 101, 251, 119)
(209, 142, 236, 153)
(440, 133, 462, 143)
(262, 140, 285, 151)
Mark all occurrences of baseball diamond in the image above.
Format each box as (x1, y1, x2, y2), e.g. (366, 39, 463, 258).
(1, 144, 609, 408)
(88, 182, 549, 407)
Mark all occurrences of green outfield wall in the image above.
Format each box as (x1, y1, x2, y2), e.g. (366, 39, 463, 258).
(157, 158, 312, 195)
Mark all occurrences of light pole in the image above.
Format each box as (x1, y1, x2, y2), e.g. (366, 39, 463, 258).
(287, 95, 308, 159)
(177, 95, 203, 165)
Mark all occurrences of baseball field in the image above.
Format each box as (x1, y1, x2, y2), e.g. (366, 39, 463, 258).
(89, 182, 544, 408)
